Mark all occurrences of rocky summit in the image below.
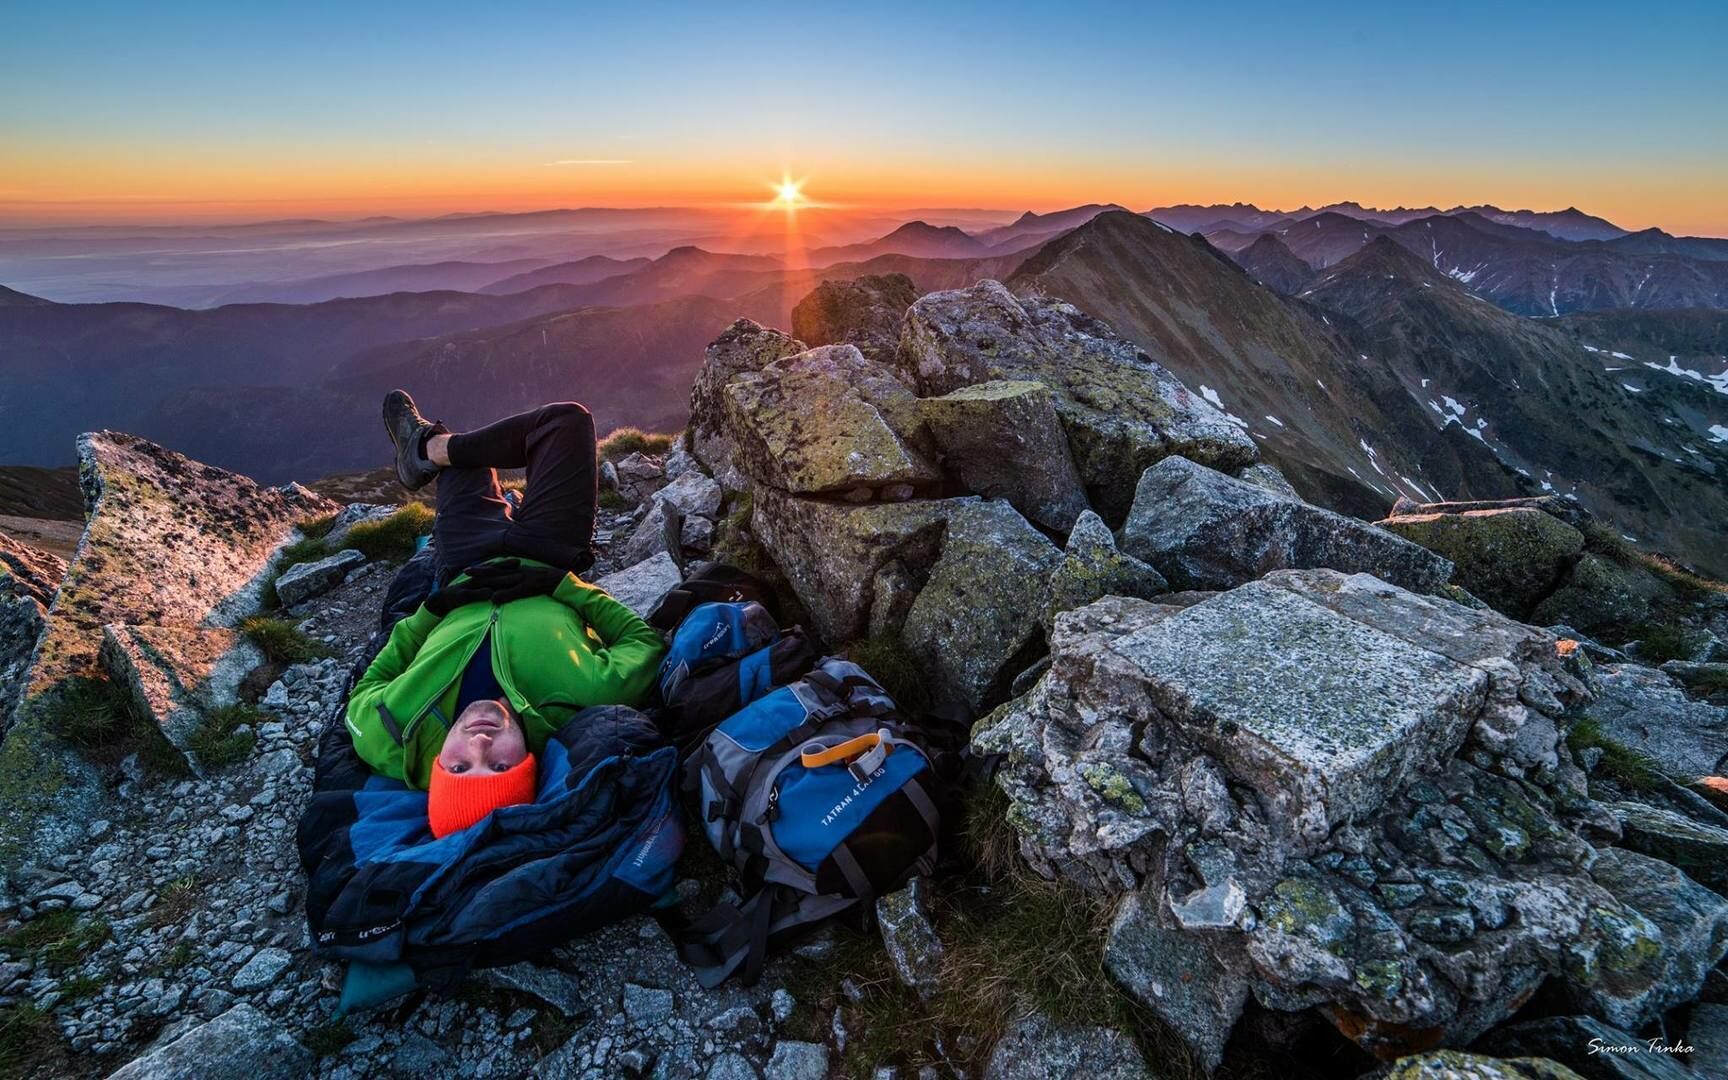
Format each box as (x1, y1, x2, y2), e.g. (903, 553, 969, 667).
(1, 276, 1726, 1079)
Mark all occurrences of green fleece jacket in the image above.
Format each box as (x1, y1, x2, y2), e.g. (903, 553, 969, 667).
(344, 563, 665, 789)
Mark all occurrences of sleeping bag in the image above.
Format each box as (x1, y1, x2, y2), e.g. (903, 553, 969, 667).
(297, 543, 684, 998)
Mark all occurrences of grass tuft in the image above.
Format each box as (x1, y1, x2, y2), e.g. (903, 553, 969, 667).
(184, 704, 262, 769)
(598, 487, 631, 511)
(337, 502, 433, 563)
(775, 781, 1205, 1077)
(1580, 522, 1726, 600)
(151, 941, 194, 974)
(304, 1020, 357, 1058)
(0, 1004, 59, 1075)
(58, 973, 105, 1001)
(842, 636, 932, 718)
(144, 876, 203, 929)
(0, 912, 110, 971)
(1624, 621, 1693, 665)
(240, 615, 331, 665)
(598, 427, 676, 461)
(40, 676, 188, 779)
(297, 512, 339, 541)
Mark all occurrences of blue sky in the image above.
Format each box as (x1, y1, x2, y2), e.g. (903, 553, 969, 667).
(3, 0, 1725, 231)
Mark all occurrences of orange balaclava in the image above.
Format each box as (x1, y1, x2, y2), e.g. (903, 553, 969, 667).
(427, 754, 538, 838)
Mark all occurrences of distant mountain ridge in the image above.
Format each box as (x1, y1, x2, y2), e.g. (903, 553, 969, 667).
(1007, 212, 1727, 573)
(1147, 200, 1632, 242)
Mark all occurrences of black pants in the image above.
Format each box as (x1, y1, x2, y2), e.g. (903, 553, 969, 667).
(434, 401, 598, 582)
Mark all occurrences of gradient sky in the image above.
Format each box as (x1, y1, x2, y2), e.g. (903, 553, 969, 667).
(4, 0, 1726, 233)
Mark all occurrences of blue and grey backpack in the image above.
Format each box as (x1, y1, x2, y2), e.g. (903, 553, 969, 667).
(655, 601, 815, 752)
(671, 658, 941, 986)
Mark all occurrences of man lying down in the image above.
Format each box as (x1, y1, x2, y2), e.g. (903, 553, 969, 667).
(297, 391, 682, 1009)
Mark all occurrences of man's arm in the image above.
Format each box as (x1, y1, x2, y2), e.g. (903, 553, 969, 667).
(551, 573, 666, 705)
(344, 604, 441, 780)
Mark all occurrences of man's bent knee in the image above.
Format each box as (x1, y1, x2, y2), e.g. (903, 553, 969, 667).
(534, 401, 591, 427)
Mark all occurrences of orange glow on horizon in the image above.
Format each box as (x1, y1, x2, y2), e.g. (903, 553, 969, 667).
(2, 150, 1725, 236)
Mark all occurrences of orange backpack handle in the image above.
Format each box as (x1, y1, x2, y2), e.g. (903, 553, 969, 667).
(800, 732, 885, 770)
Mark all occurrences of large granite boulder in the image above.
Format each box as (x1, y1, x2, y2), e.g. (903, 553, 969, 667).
(752, 489, 1059, 711)
(898, 499, 1063, 711)
(920, 380, 1090, 531)
(974, 569, 1728, 1062)
(0, 432, 333, 876)
(1, 532, 65, 732)
(1388, 493, 1594, 530)
(1378, 508, 1585, 619)
(1120, 456, 1454, 593)
(106, 1003, 312, 1080)
(896, 281, 1257, 520)
(721, 344, 938, 497)
(1531, 553, 1671, 638)
(688, 319, 805, 490)
(1582, 663, 1728, 780)
(790, 273, 918, 363)
(750, 488, 948, 644)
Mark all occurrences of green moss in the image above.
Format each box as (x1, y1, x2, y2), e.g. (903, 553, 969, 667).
(1581, 522, 1725, 601)
(184, 705, 261, 769)
(597, 427, 677, 461)
(1352, 959, 1404, 1000)
(598, 488, 630, 511)
(1260, 878, 1351, 954)
(1568, 715, 1669, 791)
(1590, 907, 1663, 974)
(337, 503, 433, 563)
(240, 615, 331, 665)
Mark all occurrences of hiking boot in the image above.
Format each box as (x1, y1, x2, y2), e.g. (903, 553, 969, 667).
(382, 389, 446, 491)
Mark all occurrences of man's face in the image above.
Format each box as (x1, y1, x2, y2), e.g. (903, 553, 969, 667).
(438, 699, 529, 775)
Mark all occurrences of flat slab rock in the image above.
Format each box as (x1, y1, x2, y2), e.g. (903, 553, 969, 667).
(973, 569, 1721, 1063)
(105, 1003, 312, 1080)
(272, 546, 365, 607)
(1584, 662, 1728, 779)
(99, 623, 264, 759)
(1108, 577, 1489, 840)
(982, 1009, 1152, 1079)
(593, 551, 682, 619)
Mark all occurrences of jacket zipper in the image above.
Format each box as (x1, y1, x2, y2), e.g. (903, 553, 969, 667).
(402, 605, 503, 740)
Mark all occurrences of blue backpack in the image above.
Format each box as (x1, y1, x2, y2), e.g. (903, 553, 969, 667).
(655, 601, 815, 752)
(672, 658, 941, 986)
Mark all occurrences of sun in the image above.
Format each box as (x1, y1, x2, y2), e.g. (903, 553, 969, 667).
(770, 174, 806, 208)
